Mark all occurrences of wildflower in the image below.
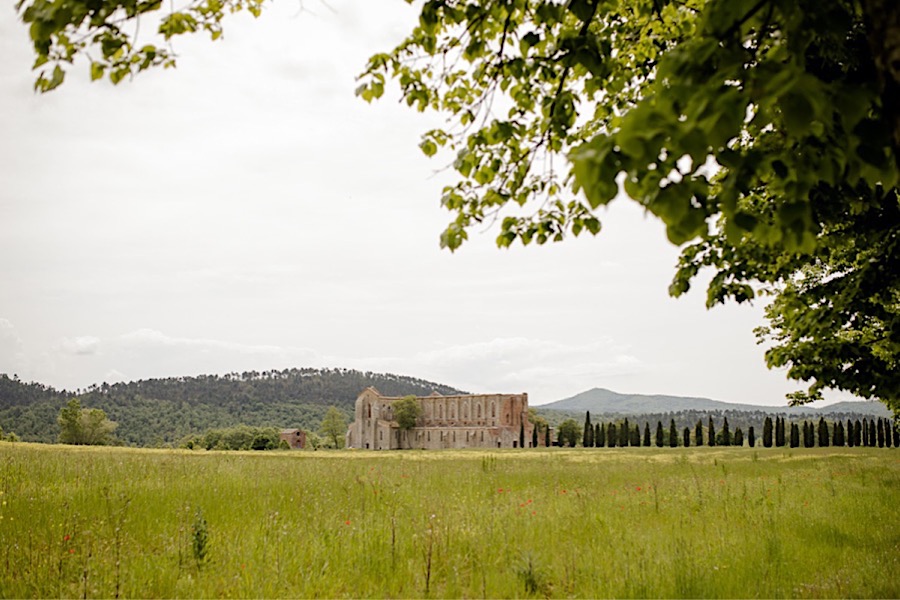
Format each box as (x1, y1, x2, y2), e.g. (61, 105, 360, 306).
(68, 548, 75, 554)
(497, 488, 504, 493)
(63, 534, 70, 542)
(636, 486, 641, 492)
(344, 520, 351, 526)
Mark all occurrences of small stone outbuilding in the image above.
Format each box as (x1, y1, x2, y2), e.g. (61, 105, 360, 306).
(279, 428, 306, 449)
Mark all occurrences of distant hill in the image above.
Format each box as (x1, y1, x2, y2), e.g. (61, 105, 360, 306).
(541, 387, 893, 418)
(0, 369, 466, 447)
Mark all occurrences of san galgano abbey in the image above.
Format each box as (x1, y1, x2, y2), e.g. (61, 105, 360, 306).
(346, 387, 536, 450)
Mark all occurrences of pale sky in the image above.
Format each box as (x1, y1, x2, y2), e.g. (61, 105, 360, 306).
(0, 0, 853, 406)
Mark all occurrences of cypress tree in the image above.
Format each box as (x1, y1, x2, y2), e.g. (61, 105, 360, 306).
(532, 423, 538, 448)
(722, 417, 731, 446)
(669, 419, 678, 448)
(643, 422, 651, 447)
(683, 427, 690, 447)
(763, 417, 773, 448)
(775, 416, 785, 447)
(893, 422, 900, 448)
(708, 417, 716, 447)
(734, 427, 744, 447)
(789, 422, 799, 448)
(619, 418, 630, 447)
(632, 424, 641, 447)
(834, 421, 845, 447)
(818, 417, 830, 447)
(608, 423, 617, 448)
(545, 425, 550, 448)
(854, 419, 863, 446)
(807, 421, 816, 448)
(595, 423, 602, 448)
(868, 419, 876, 447)
(847, 419, 855, 447)
(748, 426, 756, 448)
(583, 412, 593, 448)
(863, 418, 870, 446)
(877, 418, 886, 448)
(695, 420, 703, 447)
(655, 421, 664, 448)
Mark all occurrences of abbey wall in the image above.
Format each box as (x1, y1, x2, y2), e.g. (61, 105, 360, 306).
(345, 387, 536, 450)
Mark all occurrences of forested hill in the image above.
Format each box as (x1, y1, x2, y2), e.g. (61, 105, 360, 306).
(0, 369, 466, 447)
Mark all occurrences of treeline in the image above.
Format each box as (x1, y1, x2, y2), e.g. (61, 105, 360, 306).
(0, 369, 465, 447)
(549, 412, 900, 449)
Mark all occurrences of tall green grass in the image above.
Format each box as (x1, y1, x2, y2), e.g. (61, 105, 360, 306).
(1, 442, 897, 598)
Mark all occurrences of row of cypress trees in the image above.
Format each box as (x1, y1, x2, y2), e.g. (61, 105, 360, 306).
(563, 412, 899, 448)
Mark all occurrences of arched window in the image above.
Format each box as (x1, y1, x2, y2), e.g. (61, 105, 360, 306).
(367, 404, 371, 419)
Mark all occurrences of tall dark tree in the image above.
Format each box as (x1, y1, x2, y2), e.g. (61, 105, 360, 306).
(775, 417, 785, 447)
(834, 421, 845, 447)
(748, 426, 756, 448)
(583, 411, 593, 448)
(734, 428, 744, 447)
(620, 418, 630, 447)
(721, 417, 731, 447)
(545, 425, 551, 448)
(531, 422, 538, 448)
(643, 422, 651, 447)
(695, 420, 703, 447)
(863, 419, 870, 446)
(869, 420, 877, 447)
(669, 419, 678, 448)
(803, 421, 814, 448)
(877, 418, 886, 447)
(597, 423, 605, 448)
(655, 421, 664, 448)
(683, 427, 690, 448)
(763, 417, 774, 448)
(847, 419, 855, 447)
(790, 422, 800, 448)
(818, 417, 830, 447)
(708, 417, 716, 447)
(632, 424, 641, 447)
(893, 422, 900, 448)
(608, 423, 617, 448)
(855, 419, 863, 447)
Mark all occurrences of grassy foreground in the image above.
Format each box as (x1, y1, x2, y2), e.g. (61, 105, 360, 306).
(0, 443, 898, 598)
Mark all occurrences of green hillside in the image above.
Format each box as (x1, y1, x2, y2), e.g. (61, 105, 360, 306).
(0, 369, 465, 447)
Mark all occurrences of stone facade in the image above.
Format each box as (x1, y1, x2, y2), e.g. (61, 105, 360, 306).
(346, 387, 535, 450)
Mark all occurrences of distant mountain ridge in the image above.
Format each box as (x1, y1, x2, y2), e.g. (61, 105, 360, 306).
(542, 387, 892, 417)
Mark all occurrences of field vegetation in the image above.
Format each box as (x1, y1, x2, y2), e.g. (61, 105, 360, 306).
(0, 442, 897, 598)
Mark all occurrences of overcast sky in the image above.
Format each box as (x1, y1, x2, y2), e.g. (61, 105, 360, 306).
(0, 0, 858, 407)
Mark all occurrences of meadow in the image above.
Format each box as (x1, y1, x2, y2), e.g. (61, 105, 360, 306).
(0, 442, 898, 598)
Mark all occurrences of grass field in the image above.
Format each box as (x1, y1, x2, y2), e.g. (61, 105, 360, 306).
(0, 442, 898, 598)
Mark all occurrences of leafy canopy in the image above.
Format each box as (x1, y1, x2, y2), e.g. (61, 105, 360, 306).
(15, 0, 900, 411)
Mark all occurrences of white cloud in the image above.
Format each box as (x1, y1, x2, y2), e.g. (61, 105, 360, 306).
(0, 318, 26, 374)
(57, 335, 101, 356)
